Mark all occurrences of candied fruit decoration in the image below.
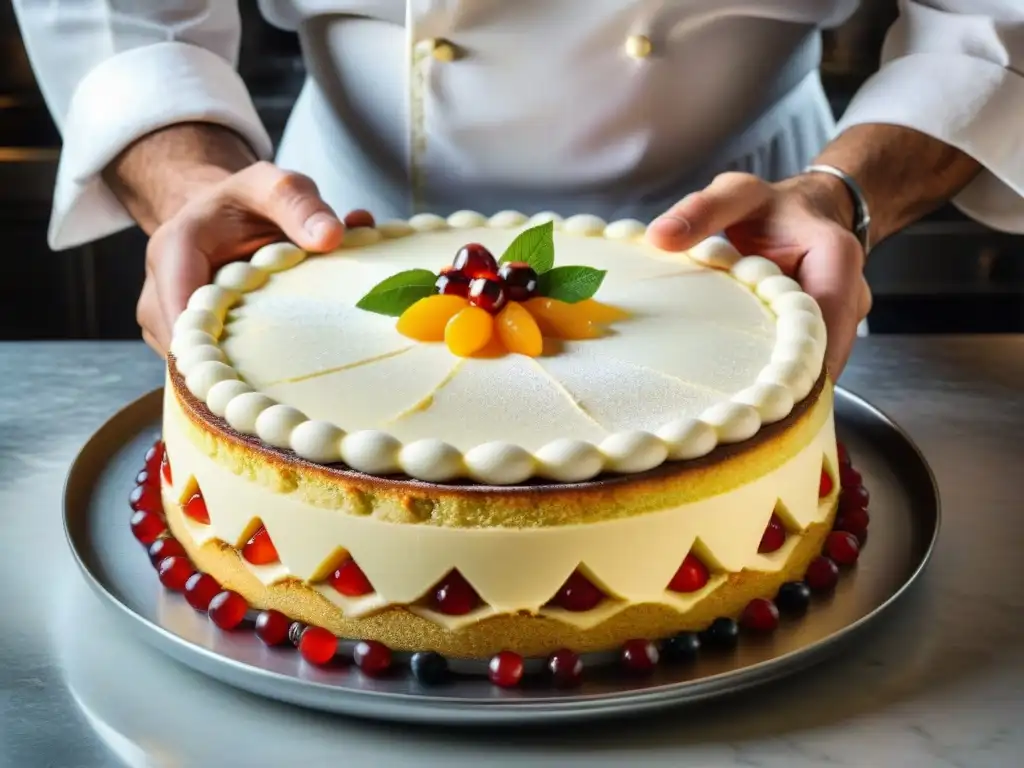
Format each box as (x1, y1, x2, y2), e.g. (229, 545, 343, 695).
(129, 483, 161, 515)
(158, 556, 194, 592)
(452, 243, 498, 277)
(435, 272, 471, 297)
(758, 513, 787, 553)
(496, 302, 543, 357)
(701, 617, 740, 649)
(805, 556, 839, 593)
(547, 649, 583, 688)
(299, 626, 337, 665)
(209, 590, 248, 630)
(498, 261, 539, 301)
(329, 558, 374, 597)
(819, 468, 834, 498)
(255, 609, 291, 646)
(826, 531, 861, 566)
(130, 510, 166, 545)
(668, 553, 710, 593)
(444, 306, 494, 357)
(182, 490, 210, 524)
(242, 526, 279, 565)
(621, 639, 659, 673)
(148, 537, 186, 567)
(431, 571, 480, 616)
(397, 294, 468, 342)
(550, 570, 604, 612)
(834, 506, 870, 542)
(184, 572, 221, 611)
(523, 297, 602, 340)
(161, 451, 172, 485)
(741, 598, 780, 633)
(144, 441, 164, 476)
(343, 209, 375, 229)
(488, 651, 524, 688)
(575, 298, 630, 323)
(411, 651, 449, 685)
(354, 640, 392, 677)
(468, 277, 507, 314)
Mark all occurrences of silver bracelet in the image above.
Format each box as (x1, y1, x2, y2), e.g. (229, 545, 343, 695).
(803, 164, 872, 256)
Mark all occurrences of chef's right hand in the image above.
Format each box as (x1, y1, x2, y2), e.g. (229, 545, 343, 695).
(138, 161, 345, 356)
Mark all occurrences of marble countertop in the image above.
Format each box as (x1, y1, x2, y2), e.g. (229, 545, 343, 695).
(2, 338, 1022, 768)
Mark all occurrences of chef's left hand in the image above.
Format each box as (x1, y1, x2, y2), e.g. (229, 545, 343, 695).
(647, 172, 872, 379)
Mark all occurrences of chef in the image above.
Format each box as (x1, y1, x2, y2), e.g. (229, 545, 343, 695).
(13, 1, 1024, 376)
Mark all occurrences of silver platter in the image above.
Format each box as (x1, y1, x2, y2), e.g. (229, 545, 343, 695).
(63, 388, 939, 725)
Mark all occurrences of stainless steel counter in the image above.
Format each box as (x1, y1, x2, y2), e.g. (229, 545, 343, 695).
(2, 338, 1022, 767)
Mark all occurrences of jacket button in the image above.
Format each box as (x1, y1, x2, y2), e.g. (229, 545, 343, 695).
(625, 34, 652, 59)
(417, 38, 457, 62)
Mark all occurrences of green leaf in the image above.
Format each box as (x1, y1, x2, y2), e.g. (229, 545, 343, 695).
(499, 221, 555, 273)
(537, 266, 607, 303)
(355, 269, 437, 316)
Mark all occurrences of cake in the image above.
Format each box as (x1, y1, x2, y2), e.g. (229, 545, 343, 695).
(145, 209, 860, 680)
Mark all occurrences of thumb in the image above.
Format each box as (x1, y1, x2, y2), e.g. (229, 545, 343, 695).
(647, 172, 772, 252)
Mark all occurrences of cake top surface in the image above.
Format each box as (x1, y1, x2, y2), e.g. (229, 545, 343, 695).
(170, 211, 826, 485)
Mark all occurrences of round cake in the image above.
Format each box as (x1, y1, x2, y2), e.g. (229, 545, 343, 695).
(160, 210, 839, 660)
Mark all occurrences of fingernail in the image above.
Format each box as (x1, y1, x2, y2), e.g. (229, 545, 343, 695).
(305, 212, 339, 241)
(650, 215, 691, 238)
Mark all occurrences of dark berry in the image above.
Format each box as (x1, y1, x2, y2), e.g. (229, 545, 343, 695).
(805, 556, 840, 593)
(488, 651, 524, 688)
(741, 598, 780, 633)
(147, 536, 186, 566)
(837, 441, 851, 467)
(158, 556, 194, 592)
(551, 570, 604, 611)
(410, 652, 449, 686)
(775, 581, 812, 615)
(299, 626, 337, 665)
(255, 610, 291, 646)
(288, 622, 306, 647)
(330, 558, 374, 597)
(701, 617, 740, 650)
(758, 514, 787, 553)
(431, 571, 480, 616)
(834, 506, 870, 542)
(208, 590, 248, 630)
(661, 632, 701, 663)
(819, 469, 834, 498)
(452, 243, 498, 277)
(547, 649, 583, 687)
(840, 465, 862, 489)
(498, 261, 539, 301)
(435, 272, 470, 297)
(621, 639, 659, 673)
(353, 640, 392, 677)
(668, 553, 710, 593)
(468, 277, 507, 314)
(183, 572, 221, 611)
(840, 484, 870, 511)
(826, 531, 861, 566)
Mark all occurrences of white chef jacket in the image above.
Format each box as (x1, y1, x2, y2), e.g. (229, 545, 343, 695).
(12, 1, 1024, 250)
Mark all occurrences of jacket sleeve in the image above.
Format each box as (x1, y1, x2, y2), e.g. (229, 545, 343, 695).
(836, 0, 1024, 233)
(12, 0, 274, 249)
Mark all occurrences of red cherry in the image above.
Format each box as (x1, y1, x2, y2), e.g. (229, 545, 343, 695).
(840, 465, 862, 489)
(148, 536, 186, 566)
(160, 451, 172, 485)
(452, 243, 498, 277)
(182, 491, 210, 524)
(242, 526, 279, 565)
(547, 649, 583, 688)
(758, 514, 787, 554)
(329, 558, 374, 597)
(498, 261, 539, 302)
(741, 597, 780, 633)
(826, 531, 861, 566)
(840, 485, 870, 511)
(129, 483, 161, 515)
(431, 571, 480, 616)
(353, 640, 392, 676)
(208, 590, 248, 630)
(488, 651, 524, 688)
(184, 572, 221, 611)
(130, 509, 167, 545)
(805, 556, 840, 593)
(299, 626, 338, 665)
(819, 469, 834, 498)
(144, 441, 164, 476)
(468, 277, 507, 314)
(551, 570, 604, 611)
(255, 609, 291, 646)
(668, 553, 710, 593)
(837, 441, 851, 468)
(435, 272, 471, 297)
(343, 209, 375, 229)
(621, 639, 659, 673)
(834, 506, 870, 541)
(157, 556, 194, 592)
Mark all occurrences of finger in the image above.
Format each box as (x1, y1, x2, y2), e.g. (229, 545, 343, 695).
(647, 173, 773, 251)
(148, 224, 213, 336)
(137, 269, 170, 356)
(230, 162, 345, 252)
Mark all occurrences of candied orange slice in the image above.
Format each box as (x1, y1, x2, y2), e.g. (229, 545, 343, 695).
(396, 295, 468, 341)
(576, 299, 630, 323)
(522, 298, 603, 340)
(496, 302, 543, 357)
(445, 306, 494, 356)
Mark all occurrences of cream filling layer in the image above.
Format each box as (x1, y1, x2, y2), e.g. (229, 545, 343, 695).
(162, 387, 837, 631)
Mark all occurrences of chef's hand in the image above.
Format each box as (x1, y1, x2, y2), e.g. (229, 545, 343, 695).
(138, 161, 345, 355)
(647, 172, 872, 379)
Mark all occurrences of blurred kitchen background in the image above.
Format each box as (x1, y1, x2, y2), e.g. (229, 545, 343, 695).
(1, 2, 1022, 341)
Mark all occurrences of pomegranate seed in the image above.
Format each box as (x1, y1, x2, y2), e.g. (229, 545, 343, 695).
(435, 273, 470, 297)
(182, 491, 210, 524)
(288, 622, 306, 647)
(157, 556, 194, 592)
(468, 277, 507, 314)
(254, 610, 291, 646)
(826, 531, 861, 566)
(551, 570, 604, 611)
(452, 243, 498, 277)
(498, 262, 539, 302)
(837, 441, 851, 467)
(130, 509, 166, 545)
(144, 441, 164, 475)
(343, 209, 375, 229)
(299, 627, 337, 665)
(431, 571, 480, 616)
(840, 485, 870, 511)
(184, 572, 221, 611)
(758, 514, 787, 553)
(805, 556, 840, 593)
(840, 465, 862, 489)
(621, 639, 659, 673)
(329, 559, 374, 597)
(547, 649, 583, 688)
(129, 483, 161, 515)
(161, 452, 172, 485)
(242, 526, 279, 565)
(834, 506, 870, 541)
(208, 590, 248, 630)
(353, 640, 392, 676)
(741, 598, 780, 633)
(668, 553, 710, 593)
(148, 537, 186, 566)
(488, 651, 524, 688)
(819, 469, 834, 498)
(410, 652, 449, 685)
